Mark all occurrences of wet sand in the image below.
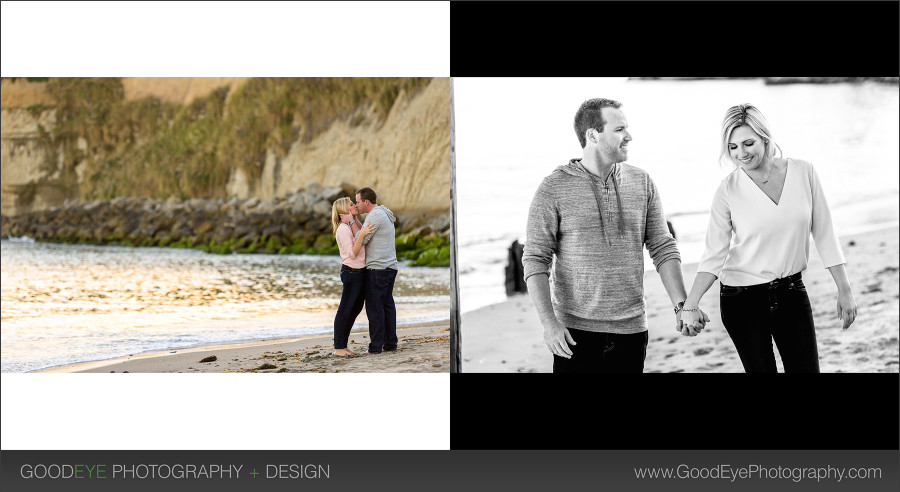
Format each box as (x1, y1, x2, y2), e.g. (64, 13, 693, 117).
(40, 322, 450, 373)
(462, 226, 899, 373)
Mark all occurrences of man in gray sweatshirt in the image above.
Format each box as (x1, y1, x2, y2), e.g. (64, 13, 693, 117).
(523, 98, 708, 373)
(355, 187, 399, 354)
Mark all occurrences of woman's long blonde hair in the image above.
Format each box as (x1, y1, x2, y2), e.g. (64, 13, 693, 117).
(332, 197, 352, 237)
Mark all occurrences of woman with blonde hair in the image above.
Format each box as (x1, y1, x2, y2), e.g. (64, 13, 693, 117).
(680, 104, 857, 372)
(331, 196, 375, 357)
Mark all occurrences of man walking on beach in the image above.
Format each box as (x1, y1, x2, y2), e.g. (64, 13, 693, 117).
(354, 187, 400, 354)
(522, 98, 708, 373)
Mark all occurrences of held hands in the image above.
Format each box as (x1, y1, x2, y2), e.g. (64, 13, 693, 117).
(543, 318, 576, 359)
(836, 290, 857, 329)
(678, 308, 710, 337)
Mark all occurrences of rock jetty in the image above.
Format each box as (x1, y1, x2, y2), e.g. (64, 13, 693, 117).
(1, 183, 451, 267)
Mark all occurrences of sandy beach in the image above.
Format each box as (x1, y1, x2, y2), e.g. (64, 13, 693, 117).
(39, 322, 450, 373)
(461, 226, 899, 373)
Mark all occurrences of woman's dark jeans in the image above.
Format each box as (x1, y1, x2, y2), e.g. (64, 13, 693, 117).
(333, 265, 367, 349)
(719, 272, 820, 373)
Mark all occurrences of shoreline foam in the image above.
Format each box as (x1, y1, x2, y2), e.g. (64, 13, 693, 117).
(37, 320, 450, 373)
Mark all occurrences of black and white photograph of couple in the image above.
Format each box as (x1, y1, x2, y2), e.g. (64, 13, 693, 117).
(455, 77, 899, 373)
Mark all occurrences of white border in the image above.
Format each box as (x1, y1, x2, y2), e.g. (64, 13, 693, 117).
(0, 1, 449, 76)
(1, 374, 449, 450)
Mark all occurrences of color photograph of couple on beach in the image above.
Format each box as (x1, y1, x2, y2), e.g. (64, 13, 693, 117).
(1, 77, 452, 373)
(455, 77, 899, 373)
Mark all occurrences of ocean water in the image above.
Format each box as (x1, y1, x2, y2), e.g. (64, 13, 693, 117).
(0, 240, 450, 372)
(455, 78, 900, 313)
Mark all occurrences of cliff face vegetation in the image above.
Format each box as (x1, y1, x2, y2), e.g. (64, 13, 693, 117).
(1, 77, 450, 216)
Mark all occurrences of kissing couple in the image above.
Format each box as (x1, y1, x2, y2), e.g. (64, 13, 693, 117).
(329, 187, 400, 356)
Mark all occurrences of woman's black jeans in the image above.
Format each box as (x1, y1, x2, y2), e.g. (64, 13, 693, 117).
(333, 265, 367, 349)
(719, 272, 820, 373)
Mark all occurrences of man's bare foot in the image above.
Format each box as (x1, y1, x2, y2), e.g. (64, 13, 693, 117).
(333, 348, 355, 357)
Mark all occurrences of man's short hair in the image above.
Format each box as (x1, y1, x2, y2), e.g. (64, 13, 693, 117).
(574, 98, 623, 148)
(356, 187, 377, 204)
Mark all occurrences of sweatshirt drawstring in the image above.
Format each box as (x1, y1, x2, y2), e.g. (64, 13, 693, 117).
(611, 165, 626, 239)
(589, 179, 610, 246)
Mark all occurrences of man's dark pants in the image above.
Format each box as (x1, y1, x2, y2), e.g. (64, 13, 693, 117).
(365, 267, 398, 353)
(552, 328, 648, 373)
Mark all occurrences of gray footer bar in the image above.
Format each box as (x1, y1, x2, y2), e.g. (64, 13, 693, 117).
(2, 450, 897, 491)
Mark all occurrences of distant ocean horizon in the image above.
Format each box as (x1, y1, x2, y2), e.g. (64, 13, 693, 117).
(1, 240, 450, 372)
(454, 79, 900, 314)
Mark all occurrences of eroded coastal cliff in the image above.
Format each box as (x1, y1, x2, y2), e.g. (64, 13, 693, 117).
(2, 77, 450, 215)
(0, 77, 452, 265)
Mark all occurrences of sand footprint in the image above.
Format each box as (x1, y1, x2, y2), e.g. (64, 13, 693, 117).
(876, 337, 899, 349)
(848, 343, 868, 354)
(693, 347, 713, 356)
(863, 281, 883, 294)
(697, 362, 725, 371)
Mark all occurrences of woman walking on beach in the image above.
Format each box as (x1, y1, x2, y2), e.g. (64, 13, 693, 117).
(680, 104, 857, 373)
(331, 197, 375, 357)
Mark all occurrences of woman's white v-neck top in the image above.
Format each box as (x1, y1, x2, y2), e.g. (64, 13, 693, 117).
(697, 158, 846, 286)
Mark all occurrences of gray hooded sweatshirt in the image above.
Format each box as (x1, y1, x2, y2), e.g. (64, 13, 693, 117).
(522, 159, 680, 334)
(357, 204, 399, 270)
